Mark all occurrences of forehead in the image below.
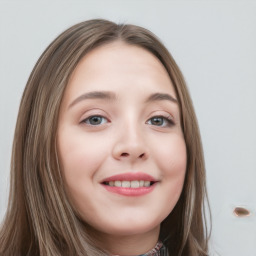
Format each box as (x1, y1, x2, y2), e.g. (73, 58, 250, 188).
(64, 41, 176, 101)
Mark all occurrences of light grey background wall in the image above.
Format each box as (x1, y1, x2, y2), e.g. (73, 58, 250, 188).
(0, 1, 255, 255)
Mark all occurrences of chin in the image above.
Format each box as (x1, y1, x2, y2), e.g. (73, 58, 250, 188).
(96, 217, 161, 237)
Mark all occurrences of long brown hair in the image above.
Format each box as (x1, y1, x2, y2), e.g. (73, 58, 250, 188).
(0, 19, 211, 256)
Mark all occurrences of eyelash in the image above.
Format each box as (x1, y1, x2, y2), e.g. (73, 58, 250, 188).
(146, 115, 175, 127)
(81, 115, 108, 126)
(81, 115, 175, 127)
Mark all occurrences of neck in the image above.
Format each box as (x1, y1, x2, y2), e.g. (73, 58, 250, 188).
(94, 225, 160, 255)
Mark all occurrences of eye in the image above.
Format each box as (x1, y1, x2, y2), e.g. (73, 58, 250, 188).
(81, 115, 108, 126)
(146, 115, 174, 127)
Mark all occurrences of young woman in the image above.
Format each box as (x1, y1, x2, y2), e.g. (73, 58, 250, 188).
(0, 19, 211, 256)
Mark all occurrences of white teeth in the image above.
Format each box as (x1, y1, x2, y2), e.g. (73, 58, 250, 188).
(122, 181, 130, 188)
(144, 181, 150, 187)
(131, 180, 140, 188)
(114, 181, 122, 187)
(106, 180, 153, 188)
(139, 180, 145, 187)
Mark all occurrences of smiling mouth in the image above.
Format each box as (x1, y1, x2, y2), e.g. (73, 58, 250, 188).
(102, 180, 156, 188)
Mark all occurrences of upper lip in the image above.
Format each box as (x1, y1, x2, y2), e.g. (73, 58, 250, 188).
(101, 172, 157, 183)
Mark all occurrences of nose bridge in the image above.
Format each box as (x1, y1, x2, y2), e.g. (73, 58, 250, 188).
(112, 114, 148, 162)
(124, 122, 143, 149)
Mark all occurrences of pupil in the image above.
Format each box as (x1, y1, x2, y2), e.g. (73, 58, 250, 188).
(90, 116, 101, 125)
(152, 117, 163, 125)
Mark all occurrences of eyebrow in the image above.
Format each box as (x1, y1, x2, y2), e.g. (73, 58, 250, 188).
(145, 92, 178, 104)
(68, 91, 116, 109)
(68, 90, 178, 109)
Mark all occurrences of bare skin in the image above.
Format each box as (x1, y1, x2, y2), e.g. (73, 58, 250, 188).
(57, 41, 186, 255)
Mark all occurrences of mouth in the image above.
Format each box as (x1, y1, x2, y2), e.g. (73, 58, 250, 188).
(100, 172, 158, 196)
(102, 180, 155, 188)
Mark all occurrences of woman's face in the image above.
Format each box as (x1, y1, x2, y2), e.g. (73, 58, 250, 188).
(57, 41, 186, 238)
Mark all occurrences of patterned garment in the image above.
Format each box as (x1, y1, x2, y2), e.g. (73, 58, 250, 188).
(112, 241, 168, 256)
(139, 241, 168, 256)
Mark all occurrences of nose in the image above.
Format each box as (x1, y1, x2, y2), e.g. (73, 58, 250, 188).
(112, 124, 148, 163)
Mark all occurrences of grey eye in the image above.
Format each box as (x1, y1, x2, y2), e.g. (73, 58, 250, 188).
(147, 116, 174, 127)
(83, 116, 107, 126)
(150, 117, 164, 126)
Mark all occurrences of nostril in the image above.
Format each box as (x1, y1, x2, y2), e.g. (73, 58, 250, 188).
(118, 152, 147, 159)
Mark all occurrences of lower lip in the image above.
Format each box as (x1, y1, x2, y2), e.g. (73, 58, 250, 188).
(101, 183, 156, 196)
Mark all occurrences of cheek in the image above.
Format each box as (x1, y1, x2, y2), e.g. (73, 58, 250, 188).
(58, 130, 104, 170)
(57, 131, 109, 216)
(57, 130, 107, 194)
(158, 134, 186, 173)
(153, 134, 187, 199)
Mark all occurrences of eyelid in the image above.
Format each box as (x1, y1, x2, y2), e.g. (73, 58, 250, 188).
(78, 109, 175, 127)
(146, 113, 175, 127)
(79, 108, 111, 126)
(150, 111, 175, 121)
(80, 115, 109, 126)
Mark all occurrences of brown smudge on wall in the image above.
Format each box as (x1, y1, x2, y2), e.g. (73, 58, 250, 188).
(233, 207, 251, 217)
